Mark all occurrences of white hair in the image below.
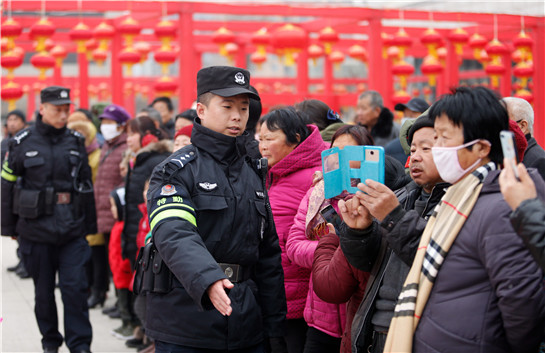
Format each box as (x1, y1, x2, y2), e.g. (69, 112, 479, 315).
(503, 97, 534, 134)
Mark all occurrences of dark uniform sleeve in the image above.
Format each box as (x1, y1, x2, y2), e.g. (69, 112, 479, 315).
(254, 199, 287, 338)
(338, 221, 382, 272)
(73, 133, 98, 234)
(147, 160, 227, 311)
(1, 138, 21, 236)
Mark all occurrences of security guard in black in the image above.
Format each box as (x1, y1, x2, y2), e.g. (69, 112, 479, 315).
(1, 86, 95, 353)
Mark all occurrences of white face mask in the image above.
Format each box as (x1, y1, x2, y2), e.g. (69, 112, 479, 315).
(432, 139, 487, 184)
(100, 124, 122, 141)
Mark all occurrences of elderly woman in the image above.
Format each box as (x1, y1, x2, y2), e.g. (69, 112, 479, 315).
(259, 107, 326, 353)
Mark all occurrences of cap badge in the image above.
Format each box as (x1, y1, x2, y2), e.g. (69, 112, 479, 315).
(60, 90, 68, 98)
(160, 184, 177, 196)
(234, 72, 245, 85)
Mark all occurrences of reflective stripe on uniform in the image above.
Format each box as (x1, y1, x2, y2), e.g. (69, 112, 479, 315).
(150, 208, 197, 230)
(1, 169, 17, 182)
(149, 202, 195, 221)
(2, 160, 13, 173)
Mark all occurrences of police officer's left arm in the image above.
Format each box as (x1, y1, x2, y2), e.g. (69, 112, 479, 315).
(73, 134, 97, 234)
(254, 201, 287, 338)
(1, 140, 21, 236)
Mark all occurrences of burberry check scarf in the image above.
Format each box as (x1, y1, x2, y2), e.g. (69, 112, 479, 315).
(384, 162, 496, 353)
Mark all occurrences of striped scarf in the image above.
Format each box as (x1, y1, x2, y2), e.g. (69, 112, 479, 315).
(384, 162, 495, 353)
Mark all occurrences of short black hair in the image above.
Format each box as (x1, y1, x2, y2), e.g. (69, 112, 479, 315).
(428, 86, 508, 164)
(151, 96, 174, 112)
(197, 92, 214, 107)
(247, 86, 262, 133)
(176, 109, 198, 123)
(6, 109, 26, 123)
(260, 107, 310, 146)
(295, 99, 334, 131)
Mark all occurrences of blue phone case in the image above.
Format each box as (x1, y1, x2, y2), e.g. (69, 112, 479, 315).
(321, 145, 385, 199)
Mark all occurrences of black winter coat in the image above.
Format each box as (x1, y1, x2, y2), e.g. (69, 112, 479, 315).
(121, 140, 172, 262)
(340, 181, 448, 353)
(510, 197, 545, 271)
(1, 116, 96, 243)
(145, 121, 286, 350)
(522, 136, 545, 182)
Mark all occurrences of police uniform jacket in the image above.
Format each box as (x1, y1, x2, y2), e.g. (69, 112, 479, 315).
(145, 119, 287, 350)
(1, 115, 96, 243)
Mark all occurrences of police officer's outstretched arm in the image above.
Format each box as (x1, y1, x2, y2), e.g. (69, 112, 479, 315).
(147, 159, 231, 312)
(1, 138, 21, 236)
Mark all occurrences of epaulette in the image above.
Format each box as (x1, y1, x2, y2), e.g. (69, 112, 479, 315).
(162, 145, 197, 180)
(12, 128, 31, 145)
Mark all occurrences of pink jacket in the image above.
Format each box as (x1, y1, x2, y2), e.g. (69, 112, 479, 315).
(267, 125, 326, 319)
(286, 186, 346, 337)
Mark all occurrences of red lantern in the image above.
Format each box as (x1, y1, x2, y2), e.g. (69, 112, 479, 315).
(251, 28, 271, 56)
(468, 33, 487, 61)
(1, 38, 8, 54)
(387, 46, 400, 62)
(1, 18, 23, 50)
(30, 18, 56, 53)
(382, 32, 395, 59)
(308, 44, 324, 66)
(1, 51, 24, 80)
(513, 31, 534, 61)
(50, 45, 67, 67)
(513, 61, 534, 88)
(30, 52, 55, 80)
(117, 17, 142, 48)
(437, 47, 447, 65)
(212, 27, 236, 57)
(154, 49, 177, 75)
(272, 23, 307, 66)
(69, 22, 93, 53)
(392, 90, 412, 105)
(447, 27, 469, 56)
(225, 42, 239, 63)
(118, 48, 141, 76)
(85, 39, 99, 60)
(134, 41, 151, 64)
(420, 55, 443, 86)
(512, 49, 524, 63)
(420, 28, 442, 58)
(318, 26, 339, 55)
(94, 22, 115, 50)
(484, 62, 506, 88)
(514, 89, 534, 103)
(485, 39, 508, 59)
(154, 77, 178, 97)
(348, 44, 368, 62)
(392, 29, 412, 58)
(391, 60, 414, 90)
(1, 81, 24, 110)
(92, 48, 108, 66)
(155, 20, 177, 50)
(251, 52, 267, 69)
(329, 50, 345, 70)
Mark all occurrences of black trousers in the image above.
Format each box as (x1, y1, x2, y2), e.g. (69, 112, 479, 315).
(20, 236, 92, 352)
(302, 327, 341, 353)
(285, 318, 308, 353)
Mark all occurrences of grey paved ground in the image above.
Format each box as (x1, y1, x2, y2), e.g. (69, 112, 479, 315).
(1, 237, 134, 353)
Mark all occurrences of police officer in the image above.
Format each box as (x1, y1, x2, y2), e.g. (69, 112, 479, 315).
(1, 86, 95, 353)
(144, 66, 287, 352)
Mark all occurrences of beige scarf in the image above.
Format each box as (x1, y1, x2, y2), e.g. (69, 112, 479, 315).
(384, 162, 495, 352)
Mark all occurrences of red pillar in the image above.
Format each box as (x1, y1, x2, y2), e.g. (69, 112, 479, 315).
(78, 53, 89, 109)
(297, 47, 309, 96)
(500, 52, 512, 98)
(53, 65, 62, 86)
(324, 55, 333, 97)
(533, 17, 544, 146)
(27, 90, 35, 121)
(444, 41, 459, 94)
(178, 6, 196, 110)
(235, 42, 246, 69)
(367, 17, 383, 93)
(111, 29, 123, 106)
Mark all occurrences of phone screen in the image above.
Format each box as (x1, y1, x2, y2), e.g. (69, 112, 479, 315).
(500, 130, 519, 179)
(320, 205, 343, 236)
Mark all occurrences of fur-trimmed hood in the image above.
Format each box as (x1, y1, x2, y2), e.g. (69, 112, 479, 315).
(135, 138, 173, 158)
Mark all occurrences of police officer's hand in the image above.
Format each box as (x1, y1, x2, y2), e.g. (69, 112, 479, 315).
(355, 179, 400, 222)
(338, 197, 372, 230)
(207, 279, 234, 316)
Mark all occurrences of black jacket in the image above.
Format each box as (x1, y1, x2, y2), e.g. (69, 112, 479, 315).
(1, 116, 96, 243)
(522, 135, 545, 182)
(340, 181, 448, 352)
(510, 197, 545, 271)
(121, 139, 172, 263)
(145, 120, 286, 349)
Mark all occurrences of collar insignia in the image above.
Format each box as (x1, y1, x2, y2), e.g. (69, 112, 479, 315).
(160, 184, 177, 196)
(198, 182, 218, 191)
(25, 151, 39, 157)
(255, 191, 265, 198)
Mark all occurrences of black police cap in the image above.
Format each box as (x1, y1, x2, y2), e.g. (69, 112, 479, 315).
(197, 66, 260, 101)
(40, 86, 73, 105)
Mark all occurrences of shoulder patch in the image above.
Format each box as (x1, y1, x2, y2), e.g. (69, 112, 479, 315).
(160, 184, 177, 196)
(13, 129, 31, 145)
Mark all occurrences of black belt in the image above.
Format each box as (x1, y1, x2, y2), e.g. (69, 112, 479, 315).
(218, 263, 253, 283)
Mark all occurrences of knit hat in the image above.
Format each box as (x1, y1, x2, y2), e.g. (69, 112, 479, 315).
(7, 109, 25, 122)
(99, 104, 131, 125)
(175, 124, 193, 140)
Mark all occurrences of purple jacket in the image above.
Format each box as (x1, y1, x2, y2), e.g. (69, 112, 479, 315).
(267, 124, 326, 319)
(94, 133, 127, 234)
(412, 169, 545, 353)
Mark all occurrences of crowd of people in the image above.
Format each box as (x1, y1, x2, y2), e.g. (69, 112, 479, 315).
(2, 65, 545, 353)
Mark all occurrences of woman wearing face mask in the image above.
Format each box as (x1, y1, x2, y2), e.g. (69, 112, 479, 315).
(88, 104, 131, 309)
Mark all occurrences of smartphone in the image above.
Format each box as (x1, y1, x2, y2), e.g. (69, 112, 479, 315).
(500, 130, 519, 179)
(320, 205, 343, 235)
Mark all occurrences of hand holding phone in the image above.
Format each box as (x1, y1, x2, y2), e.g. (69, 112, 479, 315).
(500, 130, 519, 179)
(320, 205, 343, 236)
